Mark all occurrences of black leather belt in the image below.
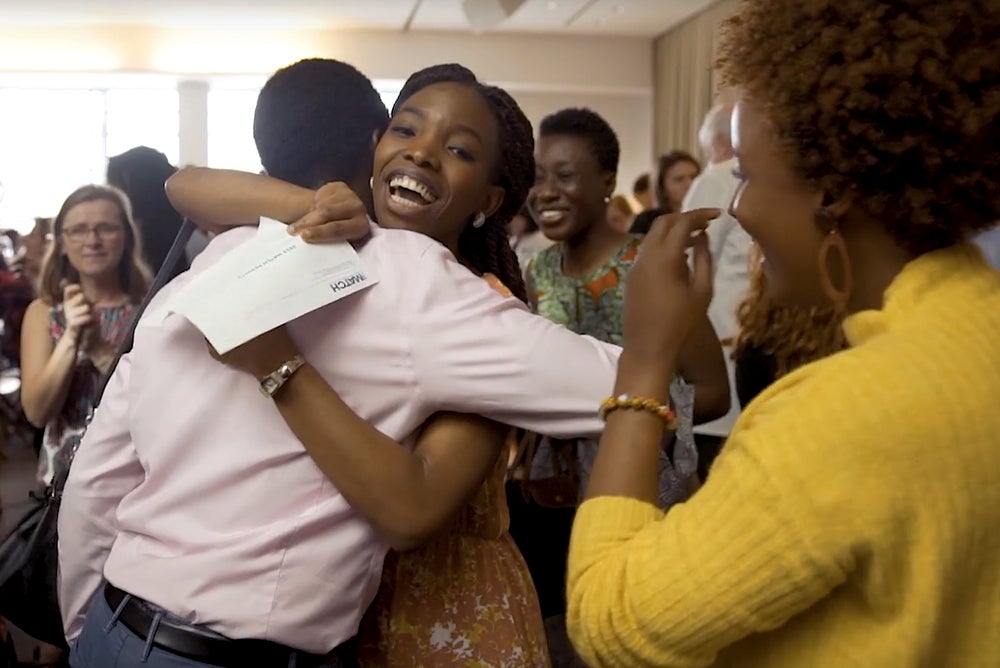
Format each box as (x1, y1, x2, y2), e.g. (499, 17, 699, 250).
(103, 583, 337, 668)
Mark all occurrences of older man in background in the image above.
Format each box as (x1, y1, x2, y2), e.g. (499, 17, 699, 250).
(682, 103, 754, 475)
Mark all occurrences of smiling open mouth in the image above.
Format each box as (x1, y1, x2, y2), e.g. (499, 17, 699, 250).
(537, 209, 567, 223)
(388, 175, 439, 208)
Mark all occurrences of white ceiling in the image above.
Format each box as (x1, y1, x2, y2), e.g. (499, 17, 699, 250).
(0, 0, 717, 37)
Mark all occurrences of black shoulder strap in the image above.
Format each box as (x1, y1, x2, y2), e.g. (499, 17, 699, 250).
(94, 218, 196, 405)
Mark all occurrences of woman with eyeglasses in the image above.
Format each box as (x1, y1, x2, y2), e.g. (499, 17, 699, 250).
(20, 184, 151, 488)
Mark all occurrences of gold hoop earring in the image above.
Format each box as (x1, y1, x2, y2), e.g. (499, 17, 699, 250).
(817, 227, 853, 313)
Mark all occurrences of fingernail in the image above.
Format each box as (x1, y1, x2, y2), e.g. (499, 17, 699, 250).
(287, 225, 298, 235)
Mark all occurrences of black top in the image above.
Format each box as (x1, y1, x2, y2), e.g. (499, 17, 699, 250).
(630, 208, 668, 235)
(733, 342, 779, 409)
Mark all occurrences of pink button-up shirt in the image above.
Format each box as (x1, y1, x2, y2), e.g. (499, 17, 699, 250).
(59, 225, 620, 653)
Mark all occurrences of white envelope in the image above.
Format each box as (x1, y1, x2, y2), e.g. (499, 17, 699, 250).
(166, 217, 377, 353)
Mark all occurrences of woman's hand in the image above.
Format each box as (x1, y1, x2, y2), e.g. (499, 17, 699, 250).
(208, 326, 301, 379)
(287, 182, 370, 243)
(623, 209, 719, 370)
(62, 284, 93, 346)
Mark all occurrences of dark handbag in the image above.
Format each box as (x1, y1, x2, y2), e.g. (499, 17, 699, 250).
(0, 219, 195, 647)
(0, 471, 67, 647)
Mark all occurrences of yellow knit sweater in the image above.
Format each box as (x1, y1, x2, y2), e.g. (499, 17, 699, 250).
(566, 244, 1000, 668)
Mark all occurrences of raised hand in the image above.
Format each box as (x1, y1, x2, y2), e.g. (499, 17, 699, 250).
(287, 182, 370, 243)
(62, 283, 93, 346)
(622, 209, 719, 366)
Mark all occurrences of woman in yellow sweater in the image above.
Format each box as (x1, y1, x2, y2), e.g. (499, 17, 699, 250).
(566, 1, 1000, 666)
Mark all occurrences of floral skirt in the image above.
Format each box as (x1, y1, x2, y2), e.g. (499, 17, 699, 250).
(357, 531, 551, 668)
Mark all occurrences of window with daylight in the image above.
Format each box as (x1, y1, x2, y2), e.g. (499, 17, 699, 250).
(0, 86, 179, 233)
(207, 88, 263, 174)
(207, 82, 404, 176)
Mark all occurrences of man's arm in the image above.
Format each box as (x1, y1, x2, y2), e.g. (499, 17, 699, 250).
(409, 245, 620, 439)
(58, 352, 143, 640)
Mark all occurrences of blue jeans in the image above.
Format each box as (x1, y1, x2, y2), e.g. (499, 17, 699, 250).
(70, 591, 227, 668)
(70, 589, 341, 668)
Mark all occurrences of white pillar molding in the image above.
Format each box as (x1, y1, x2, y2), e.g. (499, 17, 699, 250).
(177, 79, 209, 166)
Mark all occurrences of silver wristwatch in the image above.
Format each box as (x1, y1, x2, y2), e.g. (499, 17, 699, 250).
(259, 355, 305, 398)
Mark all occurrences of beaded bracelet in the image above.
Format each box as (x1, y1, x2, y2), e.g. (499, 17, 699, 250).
(599, 394, 677, 429)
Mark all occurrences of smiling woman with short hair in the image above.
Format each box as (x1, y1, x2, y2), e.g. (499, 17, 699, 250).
(565, 1, 1000, 666)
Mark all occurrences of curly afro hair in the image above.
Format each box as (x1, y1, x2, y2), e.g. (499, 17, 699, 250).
(717, 0, 1000, 255)
(734, 245, 846, 382)
(539, 108, 620, 174)
(393, 64, 534, 303)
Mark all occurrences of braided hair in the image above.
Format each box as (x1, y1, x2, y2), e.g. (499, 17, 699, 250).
(392, 64, 534, 303)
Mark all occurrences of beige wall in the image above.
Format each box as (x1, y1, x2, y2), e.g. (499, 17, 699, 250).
(512, 89, 654, 203)
(0, 25, 652, 88)
(652, 0, 739, 158)
(0, 24, 655, 192)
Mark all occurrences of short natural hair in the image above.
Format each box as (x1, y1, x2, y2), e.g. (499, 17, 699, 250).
(539, 108, 620, 174)
(38, 185, 152, 305)
(254, 59, 390, 189)
(718, 0, 1000, 254)
(392, 63, 535, 304)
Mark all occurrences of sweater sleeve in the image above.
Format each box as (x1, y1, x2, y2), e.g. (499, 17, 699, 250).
(566, 425, 853, 667)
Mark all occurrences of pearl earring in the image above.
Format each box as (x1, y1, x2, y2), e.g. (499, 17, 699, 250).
(603, 196, 611, 204)
(472, 211, 486, 228)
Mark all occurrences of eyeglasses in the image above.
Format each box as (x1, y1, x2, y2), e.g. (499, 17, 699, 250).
(61, 223, 123, 243)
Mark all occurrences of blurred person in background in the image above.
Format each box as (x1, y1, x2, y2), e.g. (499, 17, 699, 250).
(8, 218, 52, 289)
(509, 203, 553, 275)
(4, 219, 52, 460)
(631, 173, 653, 211)
(631, 151, 701, 234)
(604, 194, 634, 234)
(655, 150, 701, 214)
(975, 223, 1000, 269)
(682, 103, 755, 472)
(20, 185, 150, 488)
(684, 104, 753, 342)
(0, 230, 38, 367)
(106, 146, 190, 281)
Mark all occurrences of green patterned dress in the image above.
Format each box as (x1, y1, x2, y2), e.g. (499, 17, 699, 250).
(527, 237, 697, 507)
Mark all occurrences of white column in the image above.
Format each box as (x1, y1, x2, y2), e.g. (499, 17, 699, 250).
(177, 80, 209, 167)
